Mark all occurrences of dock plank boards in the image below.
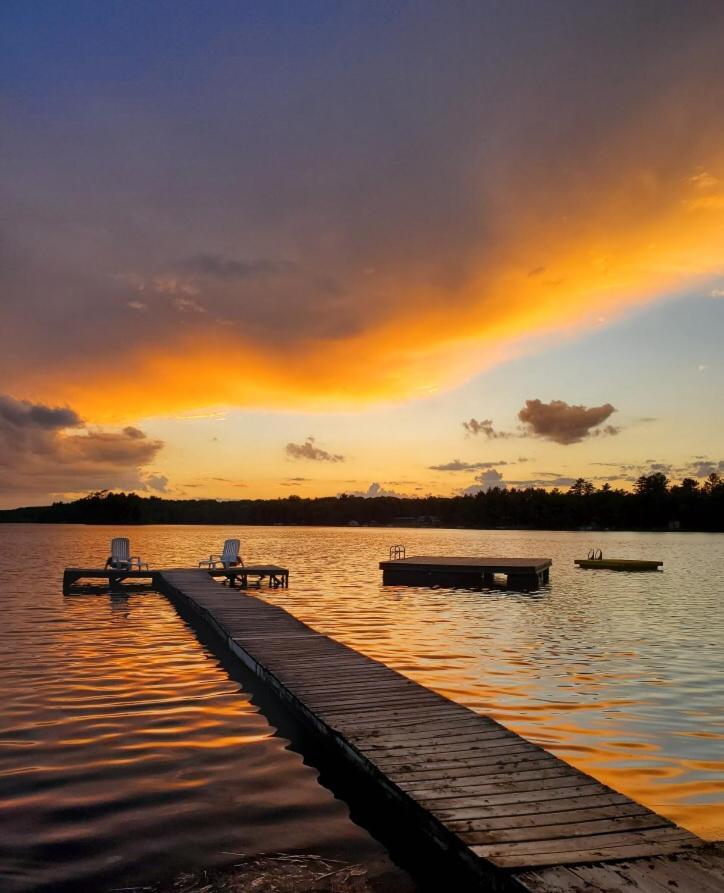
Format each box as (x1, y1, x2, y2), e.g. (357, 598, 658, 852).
(62, 564, 289, 593)
(151, 569, 714, 891)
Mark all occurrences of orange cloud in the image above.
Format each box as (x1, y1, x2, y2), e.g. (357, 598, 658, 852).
(3, 8, 724, 421)
(22, 166, 723, 423)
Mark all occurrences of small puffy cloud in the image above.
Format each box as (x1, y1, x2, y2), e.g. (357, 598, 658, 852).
(173, 296, 206, 313)
(507, 476, 577, 488)
(0, 394, 165, 505)
(518, 399, 618, 444)
(429, 458, 509, 472)
(342, 482, 408, 498)
(142, 473, 168, 492)
(690, 459, 724, 477)
(710, 288, 724, 298)
(285, 436, 345, 462)
(461, 468, 506, 495)
(463, 418, 511, 438)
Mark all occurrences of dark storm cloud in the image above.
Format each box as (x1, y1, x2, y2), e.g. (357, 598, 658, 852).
(285, 437, 345, 462)
(0, 395, 165, 501)
(518, 399, 618, 444)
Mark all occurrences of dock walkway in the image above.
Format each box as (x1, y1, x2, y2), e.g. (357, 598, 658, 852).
(62, 564, 289, 594)
(154, 569, 723, 892)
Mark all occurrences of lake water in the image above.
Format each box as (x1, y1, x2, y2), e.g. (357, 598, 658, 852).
(0, 524, 722, 890)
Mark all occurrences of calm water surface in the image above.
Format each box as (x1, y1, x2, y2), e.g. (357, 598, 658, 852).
(0, 526, 392, 893)
(1, 525, 723, 890)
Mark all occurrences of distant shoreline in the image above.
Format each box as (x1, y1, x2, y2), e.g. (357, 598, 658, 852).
(1, 482, 722, 532)
(1, 521, 721, 533)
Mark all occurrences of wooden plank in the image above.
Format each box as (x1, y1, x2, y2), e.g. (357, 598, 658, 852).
(372, 740, 540, 764)
(404, 772, 598, 801)
(571, 862, 688, 893)
(377, 744, 549, 768)
(460, 813, 669, 845)
(498, 836, 698, 868)
(312, 693, 446, 713)
(473, 827, 697, 860)
(512, 866, 603, 893)
(347, 720, 507, 743)
(385, 756, 562, 782)
(446, 801, 649, 831)
(438, 793, 635, 823)
(319, 705, 473, 727)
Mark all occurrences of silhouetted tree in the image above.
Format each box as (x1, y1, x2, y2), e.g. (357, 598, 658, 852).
(1, 478, 721, 531)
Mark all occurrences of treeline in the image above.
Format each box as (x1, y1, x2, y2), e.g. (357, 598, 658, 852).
(1, 473, 723, 531)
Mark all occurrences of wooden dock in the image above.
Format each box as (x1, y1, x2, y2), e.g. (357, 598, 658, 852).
(62, 565, 289, 595)
(147, 569, 722, 892)
(379, 556, 552, 590)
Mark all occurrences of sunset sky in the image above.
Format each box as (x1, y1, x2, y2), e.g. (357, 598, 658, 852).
(2, 1, 723, 507)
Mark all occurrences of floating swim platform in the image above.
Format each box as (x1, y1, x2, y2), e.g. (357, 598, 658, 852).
(379, 555, 552, 589)
(575, 558, 663, 571)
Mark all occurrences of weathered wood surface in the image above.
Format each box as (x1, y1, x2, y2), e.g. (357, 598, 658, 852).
(379, 555, 552, 589)
(515, 842, 724, 891)
(155, 570, 714, 890)
(379, 556, 553, 572)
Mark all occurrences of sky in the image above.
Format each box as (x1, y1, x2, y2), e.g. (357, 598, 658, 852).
(1, 1, 723, 507)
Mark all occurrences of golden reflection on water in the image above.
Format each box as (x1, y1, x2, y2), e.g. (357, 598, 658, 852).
(2, 521, 723, 869)
(242, 525, 722, 841)
(0, 533, 385, 893)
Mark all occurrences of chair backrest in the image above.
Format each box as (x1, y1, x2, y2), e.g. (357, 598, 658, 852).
(221, 539, 240, 562)
(111, 537, 130, 560)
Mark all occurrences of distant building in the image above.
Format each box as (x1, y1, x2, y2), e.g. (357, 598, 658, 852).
(389, 515, 441, 528)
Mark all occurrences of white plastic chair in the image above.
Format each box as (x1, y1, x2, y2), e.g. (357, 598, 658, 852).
(105, 537, 148, 570)
(199, 538, 242, 569)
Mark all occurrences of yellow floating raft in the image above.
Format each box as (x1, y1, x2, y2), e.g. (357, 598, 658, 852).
(575, 554, 663, 571)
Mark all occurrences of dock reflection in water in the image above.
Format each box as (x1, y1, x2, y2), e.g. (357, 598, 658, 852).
(0, 561, 387, 892)
(0, 523, 723, 891)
